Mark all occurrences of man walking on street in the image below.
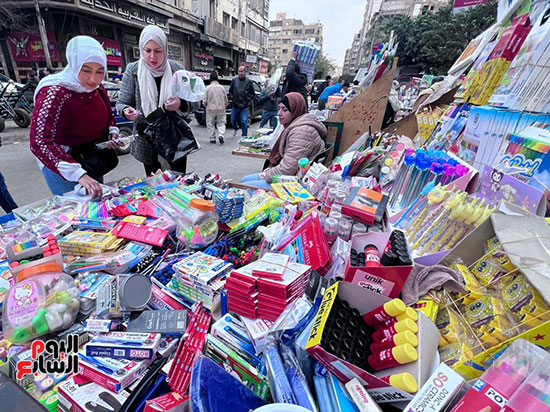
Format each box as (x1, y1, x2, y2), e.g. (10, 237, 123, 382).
(258, 81, 281, 130)
(203, 71, 228, 144)
(229, 66, 255, 138)
(283, 52, 308, 106)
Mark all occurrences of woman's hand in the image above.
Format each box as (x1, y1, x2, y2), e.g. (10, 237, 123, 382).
(106, 130, 124, 149)
(78, 174, 103, 199)
(164, 96, 181, 111)
(123, 107, 140, 120)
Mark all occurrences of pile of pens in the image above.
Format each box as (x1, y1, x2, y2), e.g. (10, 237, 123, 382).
(80, 201, 110, 220)
(168, 303, 212, 394)
(395, 185, 495, 255)
(388, 149, 470, 211)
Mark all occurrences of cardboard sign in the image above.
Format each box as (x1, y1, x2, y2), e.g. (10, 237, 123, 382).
(326, 61, 397, 156)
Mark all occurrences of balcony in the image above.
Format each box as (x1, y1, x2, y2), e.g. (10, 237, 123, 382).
(204, 16, 240, 46)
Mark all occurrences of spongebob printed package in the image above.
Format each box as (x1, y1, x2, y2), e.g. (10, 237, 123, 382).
(436, 229, 550, 380)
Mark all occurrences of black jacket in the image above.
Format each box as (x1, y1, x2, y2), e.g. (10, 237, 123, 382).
(284, 59, 308, 101)
(258, 86, 281, 112)
(229, 77, 255, 109)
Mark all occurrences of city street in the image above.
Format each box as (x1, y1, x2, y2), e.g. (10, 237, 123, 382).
(0, 119, 265, 212)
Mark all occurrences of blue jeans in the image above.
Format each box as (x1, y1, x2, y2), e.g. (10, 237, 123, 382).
(42, 167, 103, 196)
(231, 107, 249, 137)
(241, 173, 272, 189)
(0, 171, 17, 213)
(260, 110, 278, 129)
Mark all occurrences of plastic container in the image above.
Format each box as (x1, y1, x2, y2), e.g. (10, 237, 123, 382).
(2, 263, 80, 343)
(177, 199, 219, 249)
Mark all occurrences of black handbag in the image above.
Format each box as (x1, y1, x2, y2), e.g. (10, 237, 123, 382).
(141, 108, 199, 167)
(69, 88, 119, 179)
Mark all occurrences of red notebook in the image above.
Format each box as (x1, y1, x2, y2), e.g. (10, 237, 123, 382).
(112, 221, 168, 247)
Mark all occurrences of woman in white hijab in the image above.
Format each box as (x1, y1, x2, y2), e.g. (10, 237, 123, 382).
(117, 25, 191, 175)
(30, 36, 120, 198)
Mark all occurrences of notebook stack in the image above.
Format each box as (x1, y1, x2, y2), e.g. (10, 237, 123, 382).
(225, 262, 260, 319)
(256, 261, 311, 321)
(225, 253, 311, 321)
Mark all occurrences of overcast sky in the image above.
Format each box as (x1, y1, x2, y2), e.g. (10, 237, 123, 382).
(268, 0, 366, 66)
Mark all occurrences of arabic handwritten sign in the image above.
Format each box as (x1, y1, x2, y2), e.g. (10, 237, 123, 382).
(81, 0, 168, 29)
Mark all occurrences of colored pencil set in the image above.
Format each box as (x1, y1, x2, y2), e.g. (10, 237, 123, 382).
(167, 303, 212, 394)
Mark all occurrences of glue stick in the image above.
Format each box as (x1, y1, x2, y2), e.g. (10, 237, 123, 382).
(370, 330, 418, 353)
(363, 299, 407, 325)
(379, 372, 419, 393)
(368, 344, 418, 371)
(372, 319, 418, 341)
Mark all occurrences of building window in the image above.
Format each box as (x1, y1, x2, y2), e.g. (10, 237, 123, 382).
(232, 17, 238, 30)
(283, 39, 289, 44)
(270, 20, 282, 27)
(305, 29, 315, 34)
(293, 29, 302, 34)
(315, 37, 320, 43)
(223, 12, 230, 26)
(242, 22, 246, 36)
(282, 49, 288, 53)
(210, 0, 215, 18)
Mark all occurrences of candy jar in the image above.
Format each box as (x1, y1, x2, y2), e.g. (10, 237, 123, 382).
(2, 263, 80, 343)
(177, 199, 219, 249)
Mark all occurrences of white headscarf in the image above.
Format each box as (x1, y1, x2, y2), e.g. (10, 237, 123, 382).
(34, 36, 107, 99)
(138, 25, 173, 116)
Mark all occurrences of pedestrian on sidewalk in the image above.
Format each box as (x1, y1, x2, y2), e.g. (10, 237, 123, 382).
(229, 66, 255, 138)
(0, 137, 17, 214)
(258, 81, 280, 130)
(29, 36, 121, 199)
(283, 51, 308, 106)
(241, 92, 325, 189)
(203, 71, 228, 144)
(117, 25, 195, 175)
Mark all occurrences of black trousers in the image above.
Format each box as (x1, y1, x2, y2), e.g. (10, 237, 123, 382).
(144, 154, 187, 176)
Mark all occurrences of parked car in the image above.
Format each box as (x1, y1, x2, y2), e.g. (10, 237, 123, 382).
(194, 76, 263, 126)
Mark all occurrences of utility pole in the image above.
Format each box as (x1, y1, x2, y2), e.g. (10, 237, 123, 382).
(34, 0, 52, 68)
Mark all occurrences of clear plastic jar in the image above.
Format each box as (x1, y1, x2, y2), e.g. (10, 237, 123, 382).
(177, 199, 219, 249)
(3, 263, 80, 343)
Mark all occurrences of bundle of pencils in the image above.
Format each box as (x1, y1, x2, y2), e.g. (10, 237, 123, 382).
(345, 149, 384, 177)
(167, 303, 212, 394)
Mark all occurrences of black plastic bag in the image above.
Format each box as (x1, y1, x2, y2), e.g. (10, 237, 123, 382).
(141, 108, 199, 165)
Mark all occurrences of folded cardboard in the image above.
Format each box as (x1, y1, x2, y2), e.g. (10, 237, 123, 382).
(306, 282, 440, 403)
(439, 203, 550, 380)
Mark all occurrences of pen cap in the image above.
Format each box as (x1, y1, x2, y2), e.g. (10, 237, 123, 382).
(298, 158, 309, 168)
(381, 372, 419, 394)
(394, 330, 418, 347)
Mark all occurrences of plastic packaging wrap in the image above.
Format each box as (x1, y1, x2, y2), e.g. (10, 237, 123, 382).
(264, 336, 297, 404)
(171, 70, 206, 102)
(3, 264, 80, 343)
(280, 344, 318, 412)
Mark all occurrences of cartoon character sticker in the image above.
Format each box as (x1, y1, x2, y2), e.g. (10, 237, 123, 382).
(7, 281, 40, 326)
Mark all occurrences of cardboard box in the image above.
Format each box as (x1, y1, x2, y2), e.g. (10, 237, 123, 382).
(438, 205, 550, 380)
(306, 282, 440, 403)
(404, 363, 466, 412)
(57, 375, 130, 412)
(344, 232, 413, 298)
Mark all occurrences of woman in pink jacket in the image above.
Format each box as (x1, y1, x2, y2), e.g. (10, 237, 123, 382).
(241, 92, 325, 189)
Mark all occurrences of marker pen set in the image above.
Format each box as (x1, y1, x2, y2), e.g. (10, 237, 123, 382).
(388, 149, 469, 211)
(396, 184, 495, 255)
(320, 296, 419, 377)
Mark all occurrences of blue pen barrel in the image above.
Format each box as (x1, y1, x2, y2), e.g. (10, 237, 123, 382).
(265, 337, 298, 404)
(280, 344, 318, 412)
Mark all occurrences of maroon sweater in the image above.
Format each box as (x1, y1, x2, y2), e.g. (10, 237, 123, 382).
(30, 84, 115, 178)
